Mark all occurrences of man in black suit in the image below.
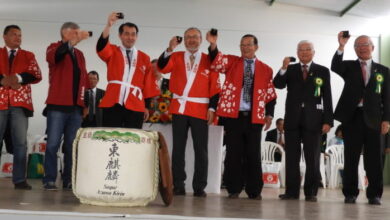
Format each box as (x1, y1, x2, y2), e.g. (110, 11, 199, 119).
(82, 71, 105, 127)
(332, 32, 390, 205)
(265, 118, 284, 161)
(274, 40, 333, 202)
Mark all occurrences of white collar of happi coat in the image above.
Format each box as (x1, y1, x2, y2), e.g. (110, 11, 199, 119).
(184, 50, 202, 76)
(119, 45, 138, 75)
(120, 45, 140, 101)
(182, 50, 202, 94)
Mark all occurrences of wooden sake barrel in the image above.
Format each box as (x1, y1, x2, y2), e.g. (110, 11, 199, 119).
(72, 127, 171, 207)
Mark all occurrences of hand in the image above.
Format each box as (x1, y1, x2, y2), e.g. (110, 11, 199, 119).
(322, 124, 331, 134)
(83, 107, 89, 118)
(167, 36, 180, 52)
(381, 121, 390, 135)
(143, 108, 150, 122)
(8, 74, 20, 90)
(1, 76, 11, 87)
(10, 83, 21, 90)
(78, 30, 90, 41)
(8, 74, 18, 84)
(338, 31, 350, 51)
(282, 57, 290, 70)
(207, 110, 215, 125)
(263, 116, 273, 131)
(107, 12, 119, 27)
(206, 31, 217, 50)
(69, 30, 89, 46)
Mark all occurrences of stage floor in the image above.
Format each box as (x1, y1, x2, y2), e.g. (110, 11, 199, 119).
(0, 178, 389, 220)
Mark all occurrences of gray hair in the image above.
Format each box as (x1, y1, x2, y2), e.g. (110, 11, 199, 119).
(60, 22, 79, 37)
(297, 40, 314, 50)
(354, 35, 373, 47)
(184, 27, 202, 37)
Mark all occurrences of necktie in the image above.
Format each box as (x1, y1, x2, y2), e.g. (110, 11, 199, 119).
(9, 49, 16, 73)
(92, 90, 96, 115)
(302, 64, 308, 81)
(361, 61, 367, 85)
(243, 59, 254, 103)
(190, 54, 195, 69)
(126, 49, 132, 67)
(277, 132, 284, 146)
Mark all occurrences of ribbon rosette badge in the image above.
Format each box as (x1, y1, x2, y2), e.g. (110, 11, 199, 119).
(314, 77, 323, 97)
(375, 73, 384, 94)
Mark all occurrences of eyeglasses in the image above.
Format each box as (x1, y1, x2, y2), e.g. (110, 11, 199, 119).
(184, 35, 201, 40)
(240, 44, 255, 47)
(298, 48, 313, 52)
(354, 43, 372, 48)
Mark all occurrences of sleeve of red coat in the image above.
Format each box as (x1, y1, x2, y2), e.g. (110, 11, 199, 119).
(158, 52, 175, 74)
(79, 52, 91, 89)
(25, 52, 42, 84)
(143, 62, 161, 99)
(97, 40, 113, 62)
(209, 70, 221, 98)
(265, 67, 277, 103)
(46, 43, 58, 66)
(210, 52, 236, 74)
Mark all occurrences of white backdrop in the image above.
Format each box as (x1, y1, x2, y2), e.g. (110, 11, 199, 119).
(0, 0, 385, 139)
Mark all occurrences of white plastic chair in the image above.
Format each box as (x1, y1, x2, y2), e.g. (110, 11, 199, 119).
(261, 141, 285, 187)
(325, 145, 344, 189)
(299, 145, 306, 187)
(358, 154, 367, 191)
(319, 153, 327, 189)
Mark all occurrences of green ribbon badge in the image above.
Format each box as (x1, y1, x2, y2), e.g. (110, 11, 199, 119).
(375, 73, 384, 94)
(314, 77, 323, 97)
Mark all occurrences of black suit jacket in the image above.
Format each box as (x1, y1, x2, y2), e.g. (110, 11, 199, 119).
(83, 88, 105, 127)
(331, 52, 390, 130)
(273, 62, 333, 131)
(265, 128, 278, 143)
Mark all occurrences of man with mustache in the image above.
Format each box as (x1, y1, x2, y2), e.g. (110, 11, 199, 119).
(158, 27, 220, 197)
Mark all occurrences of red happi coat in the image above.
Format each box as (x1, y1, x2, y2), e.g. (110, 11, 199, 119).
(0, 47, 42, 111)
(158, 51, 220, 120)
(97, 42, 160, 112)
(46, 41, 89, 107)
(210, 52, 276, 124)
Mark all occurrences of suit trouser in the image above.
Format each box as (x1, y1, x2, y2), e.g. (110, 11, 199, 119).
(285, 126, 321, 197)
(342, 108, 383, 199)
(102, 104, 143, 129)
(172, 114, 208, 192)
(224, 112, 263, 196)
